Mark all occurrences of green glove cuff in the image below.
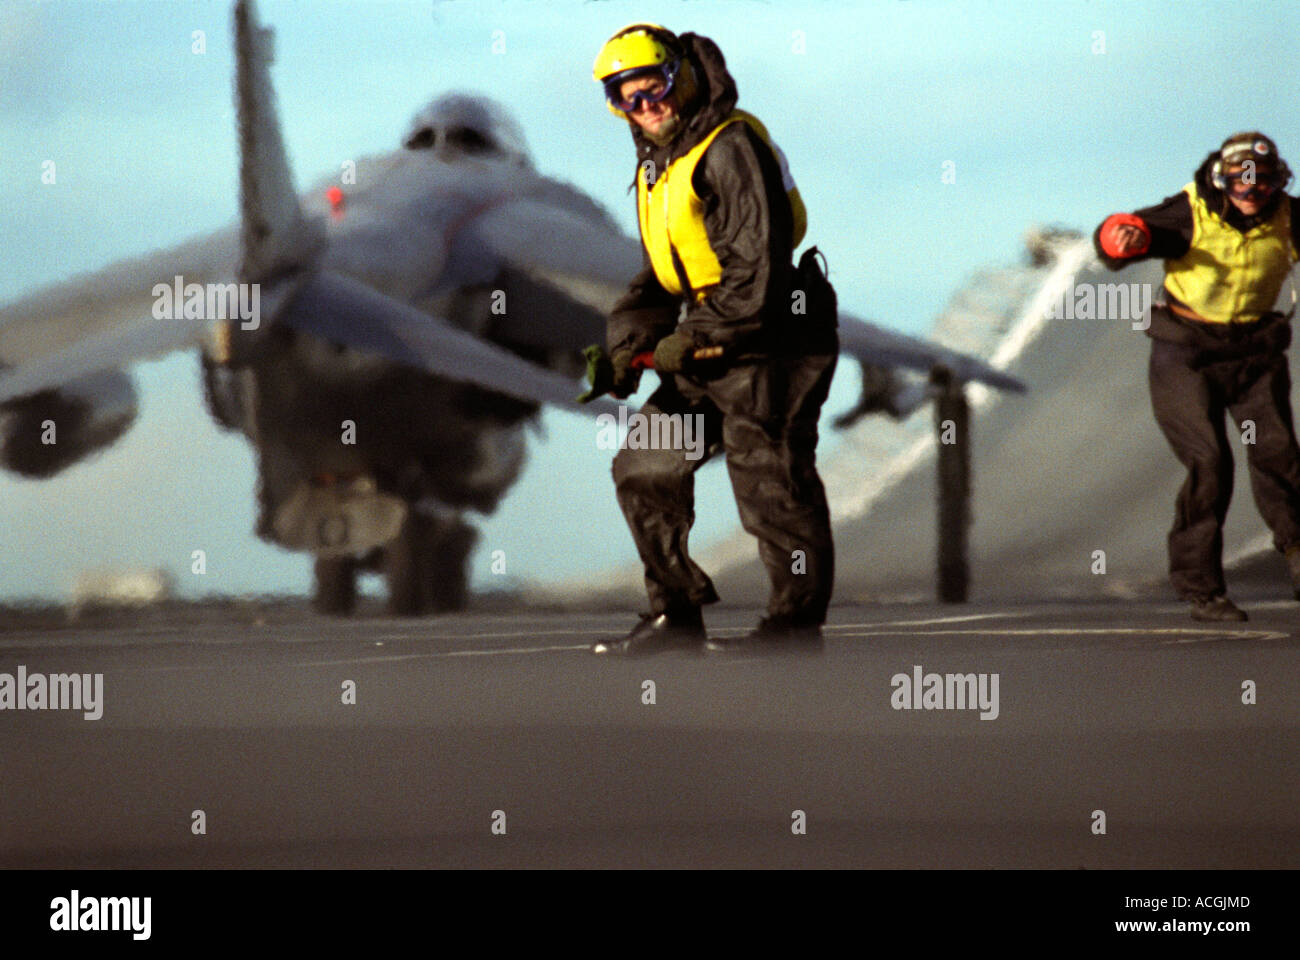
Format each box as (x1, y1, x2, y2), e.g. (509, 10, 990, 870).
(576, 344, 615, 403)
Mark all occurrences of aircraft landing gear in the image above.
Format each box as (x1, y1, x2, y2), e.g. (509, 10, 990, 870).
(312, 555, 358, 615)
(385, 510, 478, 616)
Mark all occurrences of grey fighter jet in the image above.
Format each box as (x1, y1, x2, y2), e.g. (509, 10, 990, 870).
(0, 0, 1024, 615)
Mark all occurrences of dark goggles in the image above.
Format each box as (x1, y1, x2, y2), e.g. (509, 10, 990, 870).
(604, 61, 679, 113)
(1223, 166, 1285, 196)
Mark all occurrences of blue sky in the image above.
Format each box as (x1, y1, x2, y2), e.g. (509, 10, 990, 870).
(2, 0, 1298, 602)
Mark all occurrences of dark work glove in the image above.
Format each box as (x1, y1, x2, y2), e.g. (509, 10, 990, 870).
(652, 331, 696, 375)
(610, 348, 642, 398)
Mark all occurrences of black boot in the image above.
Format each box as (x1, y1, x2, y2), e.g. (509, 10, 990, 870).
(591, 609, 706, 657)
(1189, 595, 1248, 622)
(703, 615, 824, 656)
(1287, 546, 1300, 601)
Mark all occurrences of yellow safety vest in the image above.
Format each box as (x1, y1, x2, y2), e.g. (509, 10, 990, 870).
(636, 109, 807, 298)
(1164, 182, 1297, 323)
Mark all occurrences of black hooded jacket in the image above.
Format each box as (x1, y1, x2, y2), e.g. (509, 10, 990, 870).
(606, 32, 800, 360)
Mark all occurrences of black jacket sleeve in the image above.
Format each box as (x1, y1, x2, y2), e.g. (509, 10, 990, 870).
(1093, 191, 1193, 270)
(676, 122, 795, 351)
(606, 249, 680, 356)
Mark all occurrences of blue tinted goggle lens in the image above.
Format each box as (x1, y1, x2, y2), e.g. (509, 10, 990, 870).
(605, 63, 678, 112)
(1225, 169, 1282, 194)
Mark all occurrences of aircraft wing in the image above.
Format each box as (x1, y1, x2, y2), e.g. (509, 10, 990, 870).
(830, 311, 1027, 427)
(274, 269, 620, 415)
(468, 192, 643, 323)
(0, 276, 620, 423)
(838, 310, 1025, 392)
(0, 313, 209, 406)
(0, 229, 238, 385)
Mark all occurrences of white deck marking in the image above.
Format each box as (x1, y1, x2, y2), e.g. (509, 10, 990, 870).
(827, 627, 1290, 644)
(116, 642, 597, 671)
(824, 612, 1037, 629)
(292, 643, 597, 666)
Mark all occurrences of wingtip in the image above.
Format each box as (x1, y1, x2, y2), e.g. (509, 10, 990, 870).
(976, 369, 1028, 393)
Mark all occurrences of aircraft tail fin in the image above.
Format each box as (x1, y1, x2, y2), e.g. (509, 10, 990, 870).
(233, 0, 323, 283)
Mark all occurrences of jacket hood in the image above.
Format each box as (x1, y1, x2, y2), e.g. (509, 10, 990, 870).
(626, 32, 739, 175)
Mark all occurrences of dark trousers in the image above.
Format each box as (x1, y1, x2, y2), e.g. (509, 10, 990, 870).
(1148, 325, 1300, 599)
(612, 351, 837, 623)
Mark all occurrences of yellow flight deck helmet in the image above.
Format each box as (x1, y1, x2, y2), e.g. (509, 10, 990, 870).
(593, 23, 688, 117)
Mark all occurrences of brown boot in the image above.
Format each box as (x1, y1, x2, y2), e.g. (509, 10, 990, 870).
(703, 615, 824, 656)
(1189, 595, 1248, 622)
(592, 610, 706, 657)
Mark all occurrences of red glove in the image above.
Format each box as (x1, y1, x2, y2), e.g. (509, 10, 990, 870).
(1099, 212, 1151, 258)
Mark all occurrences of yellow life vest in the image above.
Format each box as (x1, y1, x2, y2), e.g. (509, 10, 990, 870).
(636, 109, 807, 298)
(1163, 182, 1297, 323)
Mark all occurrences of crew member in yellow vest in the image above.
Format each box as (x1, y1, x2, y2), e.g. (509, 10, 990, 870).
(588, 23, 839, 655)
(1095, 132, 1300, 620)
